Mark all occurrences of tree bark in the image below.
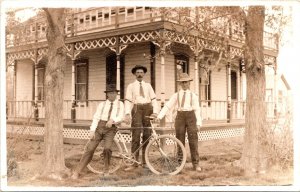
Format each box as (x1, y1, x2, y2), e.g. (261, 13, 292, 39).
(241, 6, 269, 176)
(41, 8, 68, 179)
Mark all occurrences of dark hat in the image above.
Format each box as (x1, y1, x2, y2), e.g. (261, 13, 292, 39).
(131, 65, 147, 74)
(104, 84, 120, 93)
(177, 73, 193, 82)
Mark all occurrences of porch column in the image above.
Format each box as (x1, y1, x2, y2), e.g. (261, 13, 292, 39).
(71, 58, 76, 123)
(67, 43, 81, 123)
(159, 44, 168, 127)
(116, 53, 121, 98)
(33, 49, 39, 121)
(273, 61, 278, 117)
(109, 37, 127, 99)
(227, 62, 232, 123)
(194, 54, 199, 95)
(13, 60, 17, 102)
(34, 61, 39, 121)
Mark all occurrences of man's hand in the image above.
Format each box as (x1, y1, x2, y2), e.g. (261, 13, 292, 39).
(150, 113, 158, 118)
(89, 130, 95, 139)
(124, 114, 131, 124)
(106, 119, 114, 128)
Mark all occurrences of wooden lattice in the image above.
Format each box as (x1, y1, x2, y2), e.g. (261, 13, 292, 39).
(7, 124, 245, 145)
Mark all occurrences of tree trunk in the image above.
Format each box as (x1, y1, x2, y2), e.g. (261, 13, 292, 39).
(241, 6, 269, 176)
(41, 8, 68, 179)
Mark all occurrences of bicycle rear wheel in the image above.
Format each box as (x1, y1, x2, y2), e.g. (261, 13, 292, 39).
(87, 138, 123, 174)
(145, 135, 187, 175)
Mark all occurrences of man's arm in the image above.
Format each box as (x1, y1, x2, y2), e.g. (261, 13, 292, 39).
(90, 102, 104, 131)
(112, 101, 125, 124)
(157, 93, 177, 120)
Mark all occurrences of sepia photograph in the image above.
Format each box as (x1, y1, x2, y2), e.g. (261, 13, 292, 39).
(1, 0, 299, 191)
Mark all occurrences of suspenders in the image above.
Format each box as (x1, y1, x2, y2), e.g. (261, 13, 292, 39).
(177, 91, 193, 110)
(99, 100, 121, 120)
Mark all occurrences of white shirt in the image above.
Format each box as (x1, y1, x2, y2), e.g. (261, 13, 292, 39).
(157, 89, 202, 126)
(125, 80, 159, 115)
(90, 99, 125, 131)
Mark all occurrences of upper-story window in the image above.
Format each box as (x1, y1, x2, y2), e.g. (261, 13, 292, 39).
(127, 8, 134, 14)
(75, 58, 88, 101)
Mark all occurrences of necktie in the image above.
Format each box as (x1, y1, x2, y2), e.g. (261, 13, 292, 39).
(181, 91, 186, 108)
(107, 102, 113, 120)
(140, 82, 145, 97)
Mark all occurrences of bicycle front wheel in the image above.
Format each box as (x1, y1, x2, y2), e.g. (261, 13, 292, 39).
(145, 135, 187, 175)
(87, 138, 123, 174)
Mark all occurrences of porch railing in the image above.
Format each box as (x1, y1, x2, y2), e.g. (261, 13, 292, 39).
(6, 100, 276, 122)
(6, 7, 278, 50)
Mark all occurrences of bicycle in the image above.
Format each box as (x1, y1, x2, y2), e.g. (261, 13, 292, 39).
(86, 117, 187, 175)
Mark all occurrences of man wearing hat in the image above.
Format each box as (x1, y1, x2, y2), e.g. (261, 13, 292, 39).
(156, 73, 202, 172)
(124, 65, 159, 170)
(71, 84, 124, 179)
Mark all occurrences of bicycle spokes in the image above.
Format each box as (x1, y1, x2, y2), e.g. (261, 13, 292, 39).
(145, 135, 187, 175)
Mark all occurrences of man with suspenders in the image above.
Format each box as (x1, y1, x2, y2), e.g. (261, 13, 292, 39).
(156, 73, 202, 172)
(71, 84, 124, 179)
(124, 65, 159, 170)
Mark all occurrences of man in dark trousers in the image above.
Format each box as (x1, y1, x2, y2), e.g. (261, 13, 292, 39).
(71, 84, 124, 179)
(124, 65, 159, 170)
(156, 73, 202, 172)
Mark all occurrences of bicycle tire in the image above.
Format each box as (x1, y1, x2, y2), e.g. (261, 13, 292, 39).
(145, 135, 187, 175)
(87, 138, 123, 174)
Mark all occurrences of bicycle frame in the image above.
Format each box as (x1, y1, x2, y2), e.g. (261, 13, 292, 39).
(117, 119, 163, 165)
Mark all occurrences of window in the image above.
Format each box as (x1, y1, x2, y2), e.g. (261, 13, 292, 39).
(98, 12, 103, 18)
(119, 7, 125, 13)
(37, 67, 45, 101)
(174, 54, 189, 91)
(75, 59, 88, 101)
(200, 70, 211, 104)
(231, 70, 237, 100)
(127, 8, 134, 14)
(111, 9, 116, 15)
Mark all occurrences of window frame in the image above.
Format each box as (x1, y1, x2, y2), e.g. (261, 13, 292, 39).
(75, 58, 89, 104)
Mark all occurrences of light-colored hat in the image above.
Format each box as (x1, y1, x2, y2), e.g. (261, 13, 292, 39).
(177, 73, 193, 82)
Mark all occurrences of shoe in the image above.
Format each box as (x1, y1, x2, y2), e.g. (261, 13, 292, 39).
(71, 171, 79, 179)
(193, 164, 202, 172)
(124, 165, 138, 171)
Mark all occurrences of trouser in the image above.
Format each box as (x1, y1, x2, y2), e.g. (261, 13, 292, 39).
(75, 120, 117, 173)
(131, 103, 153, 164)
(175, 111, 200, 166)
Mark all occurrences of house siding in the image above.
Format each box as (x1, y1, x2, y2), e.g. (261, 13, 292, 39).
(123, 42, 151, 94)
(211, 67, 227, 101)
(16, 59, 33, 101)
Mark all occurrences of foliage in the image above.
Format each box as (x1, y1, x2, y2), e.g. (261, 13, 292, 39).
(264, 113, 293, 169)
